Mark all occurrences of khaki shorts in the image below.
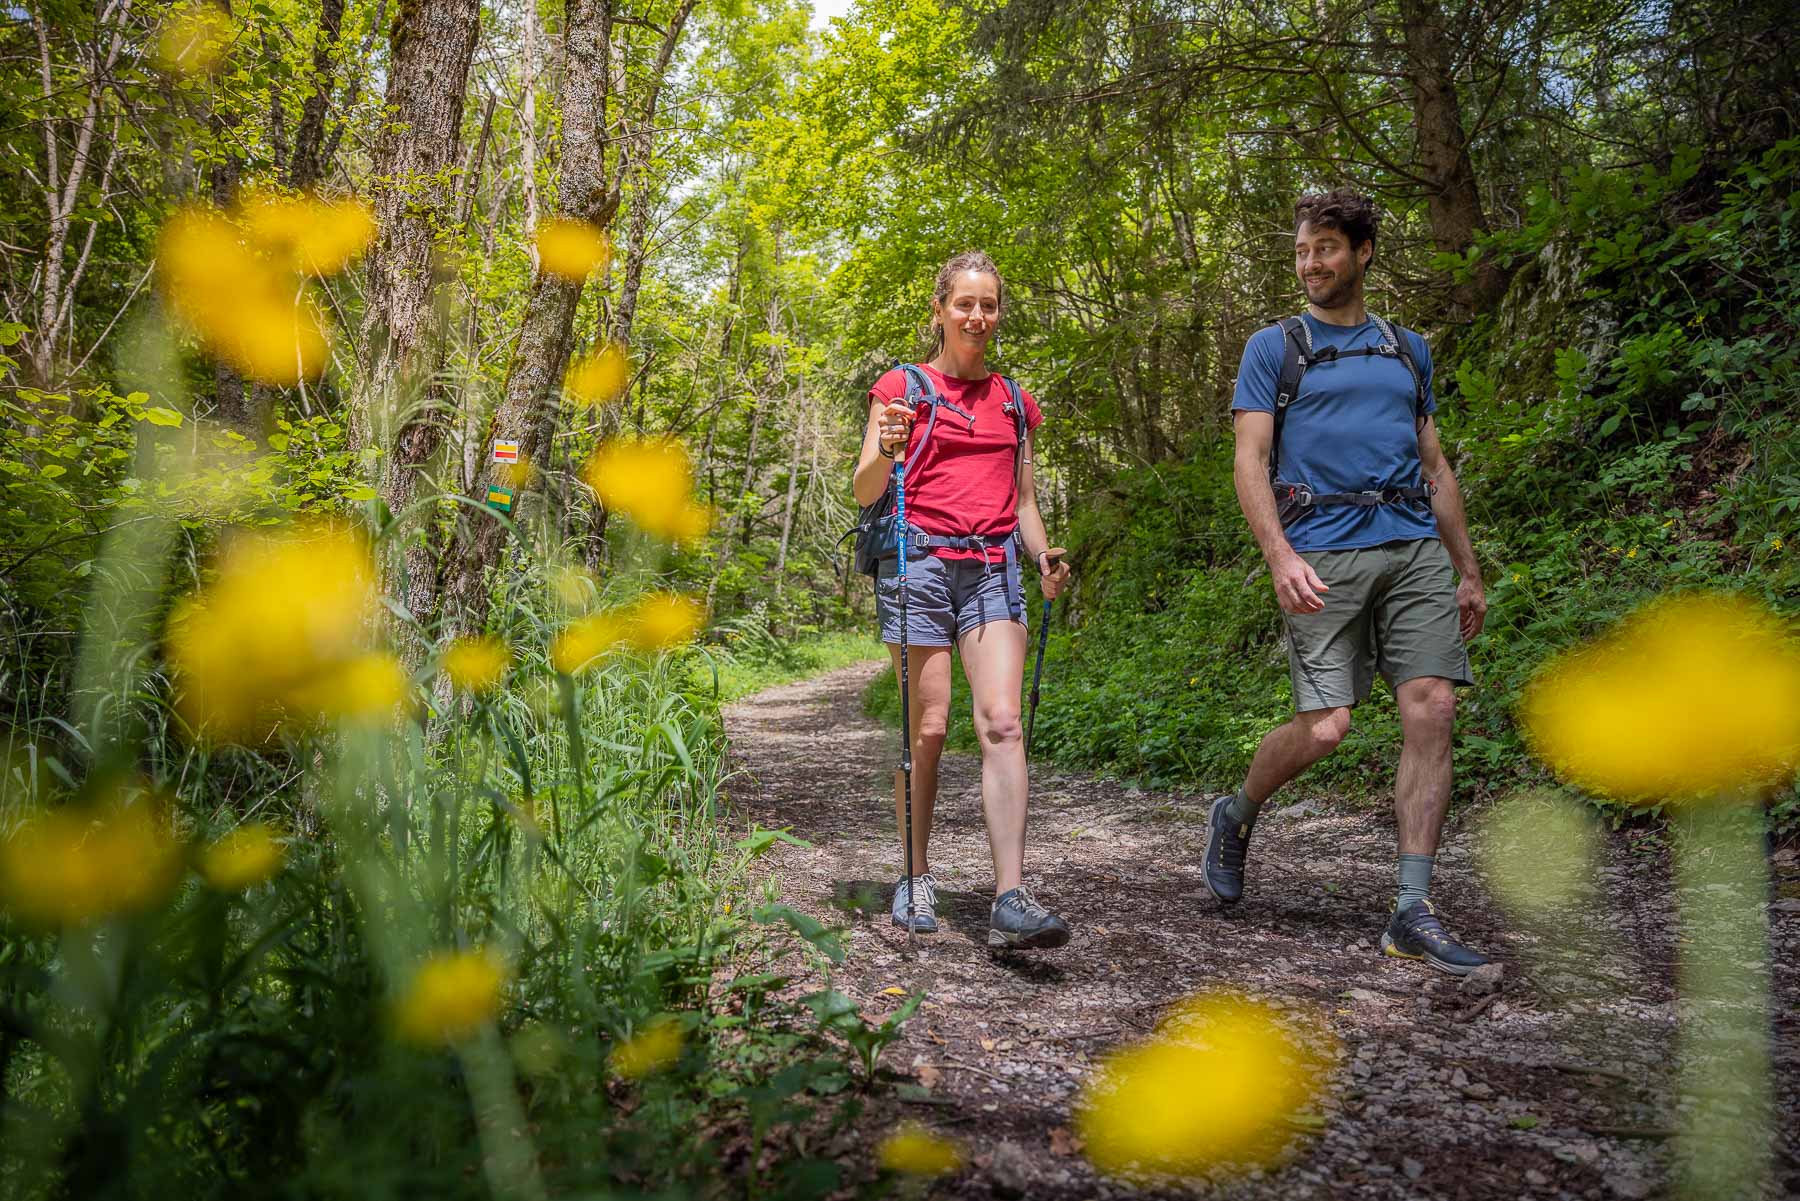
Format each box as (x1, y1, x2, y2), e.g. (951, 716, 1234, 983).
(1282, 538, 1473, 712)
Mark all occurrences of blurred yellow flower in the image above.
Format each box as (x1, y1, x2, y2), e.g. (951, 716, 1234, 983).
(877, 1123, 963, 1176)
(1519, 592, 1800, 800)
(240, 192, 376, 276)
(550, 611, 629, 675)
(199, 823, 285, 891)
(394, 948, 508, 1047)
(495, 459, 537, 490)
(564, 343, 631, 407)
(0, 807, 182, 927)
(166, 523, 397, 740)
(628, 593, 705, 649)
(584, 437, 699, 541)
(1077, 993, 1325, 1175)
(609, 1017, 683, 1078)
(550, 565, 594, 609)
(536, 218, 611, 280)
(1477, 790, 1600, 921)
(442, 635, 510, 693)
(152, 3, 232, 74)
(158, 206, 331, 385)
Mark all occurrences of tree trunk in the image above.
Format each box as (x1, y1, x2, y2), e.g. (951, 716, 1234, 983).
(775, 380, 805, 577)
(1398, 0, 1509, 313)
(287, 0, 345, 191)
(439, 0, 621, 634)
(351, 0, 481, 643)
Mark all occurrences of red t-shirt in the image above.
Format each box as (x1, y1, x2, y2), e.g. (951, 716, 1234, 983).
(868, 365, 1042, 563)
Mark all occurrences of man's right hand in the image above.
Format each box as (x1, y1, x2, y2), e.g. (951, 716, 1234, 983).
(1270, 548, 1328, 614)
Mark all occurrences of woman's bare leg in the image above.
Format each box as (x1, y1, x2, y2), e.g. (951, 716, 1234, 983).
(957, 619, 1029, 895)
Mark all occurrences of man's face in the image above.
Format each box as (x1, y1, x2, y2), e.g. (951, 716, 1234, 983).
(1295, 221, 1370, 309)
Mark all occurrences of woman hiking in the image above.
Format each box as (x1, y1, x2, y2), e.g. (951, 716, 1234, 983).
(852, 251, 1074, 950)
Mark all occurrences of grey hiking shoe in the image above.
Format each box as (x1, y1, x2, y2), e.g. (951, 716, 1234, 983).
(988, 886, 1070, 949)
(1380, 899, 1490, 976)
(890, 872, 939, 933)
(1201, 793, 1250, 905)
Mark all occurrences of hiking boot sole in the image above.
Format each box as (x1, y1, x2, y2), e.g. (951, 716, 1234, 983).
(1380, 931, 1478, 976)
(987, 925, 1071, 950)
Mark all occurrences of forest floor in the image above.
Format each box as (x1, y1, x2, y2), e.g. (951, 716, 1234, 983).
(723, 661, 1800, 1200)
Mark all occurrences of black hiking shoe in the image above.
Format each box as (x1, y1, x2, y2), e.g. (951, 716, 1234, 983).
(1201, 793, 1250, 905)
(1380, 899, 1490, 976)
(988, 886, 1071, 949)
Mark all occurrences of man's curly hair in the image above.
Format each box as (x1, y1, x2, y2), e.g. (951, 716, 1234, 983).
(1294, 189, 1380, 262)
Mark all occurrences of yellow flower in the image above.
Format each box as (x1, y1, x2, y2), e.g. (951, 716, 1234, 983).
(199, 823, 285, 890)
(550, 565, 594, 609)
(287, 652, 408, 724)
(536, 218, 611, 280)
(1477, 790, 1601, 921)
(166, 523, 399, 740)
(609, 1016, 684, 1078)
(0, 807, 182, 927)
(550, 611, 629, 675)
(393, 948, 508, 1047)
(1519, 592, 1800, 800)
(1775, 537, 1785, 552)
(564, 343, 631, 407)
(583, 437, 700, 541)
(442, 635, 510, 693)
(877, 1123, 963, 1176)
(1077, 993, 1326, 1175)
(158, 206, 331, 385)
(152, 3, 232, 75)
(495, 459, 537, 490)
(239, 192, 376, 276)
(628, 593, 705, 649)
(1626, 547, 1638, 559)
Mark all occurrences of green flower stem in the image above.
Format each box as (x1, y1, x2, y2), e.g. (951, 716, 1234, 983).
(1672, 799, 1773, 1200)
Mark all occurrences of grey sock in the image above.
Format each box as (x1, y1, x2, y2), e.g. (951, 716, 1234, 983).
(1224, 786, 1262, 829)
(1397, 853, 1435, 911)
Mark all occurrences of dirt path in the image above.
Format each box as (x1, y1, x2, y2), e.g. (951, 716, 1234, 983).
(724, 661, 1800, 1200)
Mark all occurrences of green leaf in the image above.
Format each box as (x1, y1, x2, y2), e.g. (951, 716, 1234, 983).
(143, 406, 185, 427)
(40, 464, 66, 478)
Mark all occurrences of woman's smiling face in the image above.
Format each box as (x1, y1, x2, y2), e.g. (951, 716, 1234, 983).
(937, 269, 1002, 349)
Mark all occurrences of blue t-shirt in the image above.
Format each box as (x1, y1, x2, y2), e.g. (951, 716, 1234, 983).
(1231, 313, 1439, 552)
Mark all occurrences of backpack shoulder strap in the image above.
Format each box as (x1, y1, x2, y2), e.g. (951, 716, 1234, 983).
(1270, 316, 1310, 478)
(1368, 315, 1428, 426)
(997, 373, 1029, 489)
(896, 362, 946, 455)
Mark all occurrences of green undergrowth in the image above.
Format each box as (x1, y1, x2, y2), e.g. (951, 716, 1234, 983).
(690, 621, 884, 705)
(871, 141, 1800, 838)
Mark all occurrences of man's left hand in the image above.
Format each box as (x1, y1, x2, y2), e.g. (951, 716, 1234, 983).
(1038, 547, 1071, 601)
(1457, 578, 1487, 641)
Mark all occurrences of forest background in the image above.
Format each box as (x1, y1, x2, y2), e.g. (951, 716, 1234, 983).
(1, 0, 1796, 1194)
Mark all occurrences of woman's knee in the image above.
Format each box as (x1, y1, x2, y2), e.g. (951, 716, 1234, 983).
(973, 704, 1023, 747)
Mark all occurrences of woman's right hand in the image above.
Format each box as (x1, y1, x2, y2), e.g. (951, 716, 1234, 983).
(878, 401, 916, 457)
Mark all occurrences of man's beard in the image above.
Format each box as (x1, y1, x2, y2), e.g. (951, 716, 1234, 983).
(1305, 266, 1361, 309)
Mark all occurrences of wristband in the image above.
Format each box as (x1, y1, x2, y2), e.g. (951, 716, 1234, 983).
(878, 444, 895, 459)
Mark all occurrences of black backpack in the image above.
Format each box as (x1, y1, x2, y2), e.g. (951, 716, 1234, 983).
(1268, 313, 1434, 526)
(842, 363, 1028, 576)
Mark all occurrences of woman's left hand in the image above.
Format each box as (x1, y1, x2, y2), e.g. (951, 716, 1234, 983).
(1037, 547, 1071, 600)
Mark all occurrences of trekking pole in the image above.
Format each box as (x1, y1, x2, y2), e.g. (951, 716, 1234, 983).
(1025, 552, 1061, 756)
(894, 438, 917, 949)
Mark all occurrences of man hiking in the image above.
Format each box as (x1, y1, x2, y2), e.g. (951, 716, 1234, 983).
(1207, 189, 1491, 975)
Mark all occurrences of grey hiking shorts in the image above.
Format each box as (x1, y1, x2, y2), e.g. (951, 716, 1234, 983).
(876, 552, 1026, 647)
(1282, 538, 1473, 711)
